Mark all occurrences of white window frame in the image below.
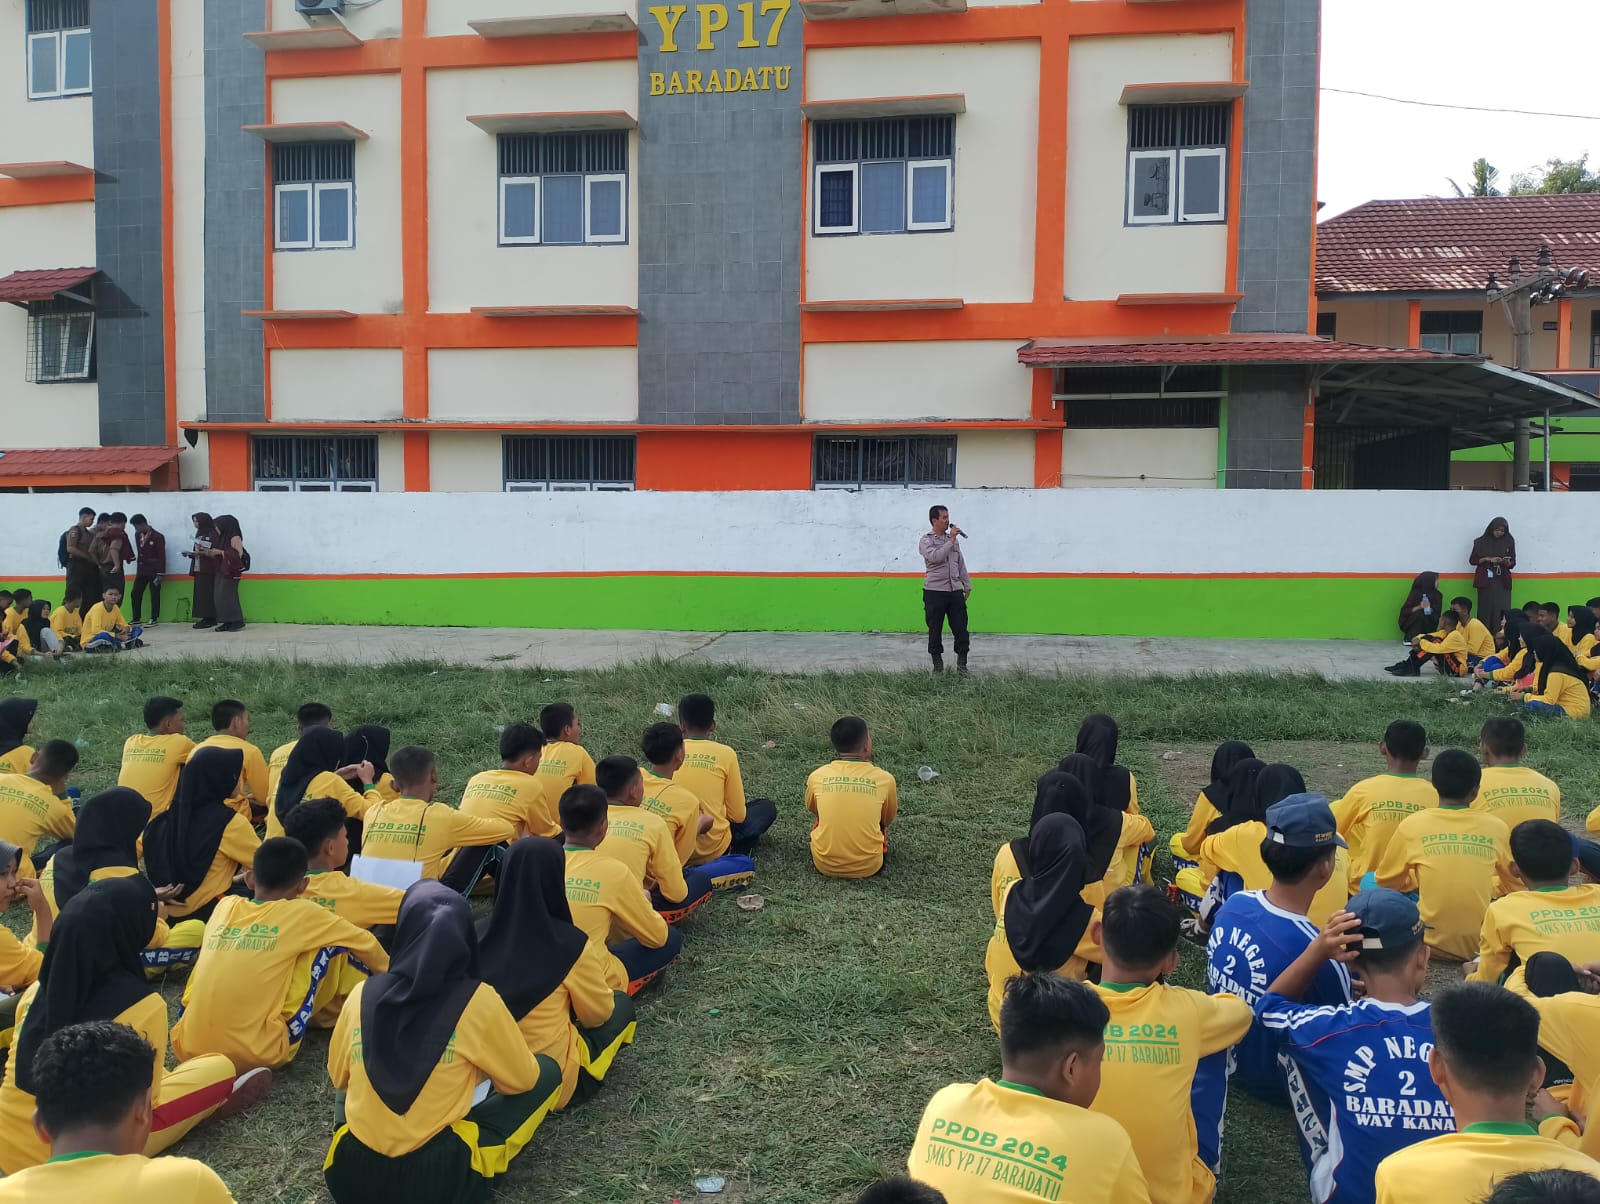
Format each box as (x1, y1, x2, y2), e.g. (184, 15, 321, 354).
(1177, 147, 1226, 223)
(59, 27, 89, 94)
(1126, 150, 1177, 225)
(274, 183, 313, 251)
(26, 27, 90, 100)
(499, 175, 541, 246)
(32, 310, 94, 382)
(584, 173, 628, 244)
(905, 159, 953, 232)
(813, 162, 859, 235)
(312, 180, 354, 249)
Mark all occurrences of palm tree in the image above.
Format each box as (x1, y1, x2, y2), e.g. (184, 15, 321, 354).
(1448, 158, 1501, 197)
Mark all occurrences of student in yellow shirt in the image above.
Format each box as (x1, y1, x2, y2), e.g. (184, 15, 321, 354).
(1171, 740, 1254, 877)
(806, 716, 898, 879)
(360, 745, 515, 886)
(0, 879, 270, 1174)
(0, 841, 52, 998)
(266, 701, 334, 803)
(678, 692, 777, 862)
(1174, 755, 1264, 914)
(1057, 751, 1154, 897)
(1522, 953, 1600, 1159)
(142, 748, 262, 922)
(1332, 720, 1438, 894)
(284, 798, 404, 928)
(173, 838, 389, 1070)
(0, 739, 78, 878)
(345, 724, 398, 802)
(460, 722, 550, 838)
(640, 722, 712, 868)
(1451, 596, 1499, 663)
(47, 591, 81, 651)
(1390, 610, 1470, 677)
(537, 702, 596, 798)
(596, 755, 712, 924)
(81, 585, 142, 652)
(1477, 717, 1562, 834)
(195, 698, 270, 820)
(0, 590, 29, 650)
(1089, 886, 1252, 1204)
(907, 971, 1151, 1203)
(322, 881, 564, 1204)
(478, 838, 636, 1110)
(1377, 749, 1514, 961)
(1512, 633, 1593, 718)
(117, 696, 193, 817)
(1469, 821, 1600, 990)
(1373, 982, 1600, 1203)
(270, 725, 375, 840)
(0, 698, 37, 776)
(560, 785, 682, 994)
(0, 1021, 239, 1203)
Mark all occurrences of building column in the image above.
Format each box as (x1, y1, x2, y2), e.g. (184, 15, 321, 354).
(1224, 366, 1312, 488)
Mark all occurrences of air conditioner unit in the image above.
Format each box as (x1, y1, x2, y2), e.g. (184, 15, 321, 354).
(295, 0, 345, 13)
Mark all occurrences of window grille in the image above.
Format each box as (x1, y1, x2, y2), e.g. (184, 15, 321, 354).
(502, 436, 636, 491)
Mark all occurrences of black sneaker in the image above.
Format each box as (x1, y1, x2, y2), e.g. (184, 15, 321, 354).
(931, 655, 944, 674)
(957, 655, 969, 676)
(193, 619, 215, 629)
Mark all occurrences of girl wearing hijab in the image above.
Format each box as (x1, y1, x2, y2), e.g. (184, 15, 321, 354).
(186, 512, 219, 630)
(269, 725, 375, 840)
(345, 725, 398, 802)
(1477, 613, 1535, 686)
(984, 814, 1095, 1031)
(1174, 756, 1264, 915)
(1173, 740, 1256, 868)
(1470, 517, 1516, 635)
(209, 513, 248, 633)
(144, 747, 261, 922)
(19, 600, 61, 658)
(1567, 606, 1598, 664)
(0, 698, 37, 775)
(0, 877, 268, 1172)
(1397, 571, 1443, 641)
(1513, 633, 1592, 718)
(478, 839, 636, 1109)
(1069, 714, 1139, 813)
(990, 771, 1121, 931)
(324, 881, 564, 1204)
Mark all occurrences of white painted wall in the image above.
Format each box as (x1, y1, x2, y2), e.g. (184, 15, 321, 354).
(269, 74, 403, 316)
(803, 341, 1030, 421)
(269, 349, 404, 422)
(1060, 428, 1217, 488)
(428, 347, 638, 421)
(170, 0, 208, 476)
(1064, 34, 1232, 301)
(955, 432, 1033, 488)
(269, 0, 402, 41)
(805, 42, 1038, 304)
(426, 0, 640, 36)
(429, 431, 502, 492)
(427, 63, 639, 313)
(376, 433, 404, 492)
(0, 0, 93, 169)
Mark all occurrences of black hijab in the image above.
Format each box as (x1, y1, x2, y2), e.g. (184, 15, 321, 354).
(1004, 814, 1094, 972)
(143, 747, 244, 903)
(275, 726, 346, 821)
(1013, 771, 1121, 884)
(1473, 517, 1515, 560)
(1569, 608, 1598, 645)
(477, 838, 587, 1018)
(360, 881, 483, 1115)
(21, 602, 50, 649)
(0, 699, 36, 757)
(1203, 741, 1256, 812)
(1070, 715, 1134, 811)
(52, 788, 149, 909)
(1205, 757, 1269, 835)
(343, 725, 392, 782)
(1402, 572, 1442, 617)
(14, 877, 159, 1095)
(1252, 764, 1308, 820)
(1528, 632, 1587, 695)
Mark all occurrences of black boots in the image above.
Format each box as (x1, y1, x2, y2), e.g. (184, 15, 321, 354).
(1385, 659, 1420, 677)
(957, 654, 969, 676)
(932, 654, 944, 674)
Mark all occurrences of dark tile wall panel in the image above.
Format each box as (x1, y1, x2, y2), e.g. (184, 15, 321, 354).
(1226, 365, 1310, 488)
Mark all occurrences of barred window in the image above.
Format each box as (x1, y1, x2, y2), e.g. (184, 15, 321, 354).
(1419, 310, 1482, 356)
(26, 297, 94, 383)
(273, 142, 355, 251)
(813, 435, 956, 489)
(252, 436, 378, 491)
(26, 0, 90, 100)
(502, 436, 635, 491)
(813, 116, 954, 236)
(498, 132, 629, 247)
(1126, 103, 1230, 226)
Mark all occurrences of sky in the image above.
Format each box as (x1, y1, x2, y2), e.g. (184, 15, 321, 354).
(1318, 0, 1600, 217)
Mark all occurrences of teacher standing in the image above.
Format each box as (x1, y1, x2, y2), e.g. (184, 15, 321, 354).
(1470, 517, 1516, 637)
(919, 504, 970, 676)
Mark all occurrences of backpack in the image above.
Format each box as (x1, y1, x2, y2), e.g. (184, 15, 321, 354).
(56, 530, 69, 569)
(239, 547, 251, 574)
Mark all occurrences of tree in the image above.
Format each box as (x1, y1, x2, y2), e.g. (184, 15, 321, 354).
(1448, 158, 1500, 197)
(1508, 155, 1600, 194)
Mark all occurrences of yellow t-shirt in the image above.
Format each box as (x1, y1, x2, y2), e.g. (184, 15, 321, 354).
(598, 804, 688, 902)
(564, 846, 668, 949)
(1177, 791, 1221, 859)
(0, 925, 40, 993)
(195, 733, 270, 818)
(1332, 773, 1439, 893)
(0, 609, 19, 639)
(638, 768, 703, 867)
(984, 877, 1097, 1031)
(1532, 992, 1600, 1159)
(537, 740, 597, 799)
(460, 768, 553, 840)
(1461, 617, 1496, 659)
(1105, 811, 1155, 893)
(512, 937, 619, 1109)
(265, 770, 371, 839)
(907, 1077, 1151, 1204)
(81, 601, 129, 642)
(0, 773, 76, 877)
(1198, 821, 1352, 927)
(805, 758, 898, 879)
(1375, 806, 1514, 960)
(161, 812, 261, 921)
(0, 748, 30, 776)
(329, 980, 549, 1158)
(1470, 883, 1600, 988)
(1528, 673, 1592, 718)
(1473, 764, 1562, 835)
(174, 895, 388, 1070)
(1491, 648, 1531, 682)
(359, 797, 513, 881)
(0, 1152, 236, 1202)
(1373, 1123, 1600, 1204)
(27, 861, 173, 954)
(117, 733, 196, 817)
(304, 869, 404, 929)
(677, 737, 748, 863)
(266, 740, 295, 805)
(1090, 981, 1253, 1204)
(1417, 628, 1469, 674)
(47, 605, 79, 642)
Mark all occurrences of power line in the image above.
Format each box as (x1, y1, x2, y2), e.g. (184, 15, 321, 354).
(1321, 87, 1600, 122)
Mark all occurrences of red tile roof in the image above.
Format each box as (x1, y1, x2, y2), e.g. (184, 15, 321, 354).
(1016, 335, 1473, 366)
(1317, 196, 1600, 295)
(0, 446, 180, 479)
(0, 267, 98, 303)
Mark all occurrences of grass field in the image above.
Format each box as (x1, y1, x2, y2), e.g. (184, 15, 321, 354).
(3, 655, 1597, 1203)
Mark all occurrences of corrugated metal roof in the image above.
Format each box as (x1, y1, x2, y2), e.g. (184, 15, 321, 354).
(0, 446, 180, 479)
(1016, 336, 1473, 366)
(0, 267, 98, 303)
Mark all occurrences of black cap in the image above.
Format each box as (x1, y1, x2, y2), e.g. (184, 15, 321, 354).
(1348, 889, 1425, 952)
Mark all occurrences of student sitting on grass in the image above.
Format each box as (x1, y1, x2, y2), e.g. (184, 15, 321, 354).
(1451, 596, 1498, 664)
(1567, 606, 1598, 659)
(0, 878, 271, 1173)
(806, 716, 898, 880)
(560, 785, 682, 995)
(1523, 953, 1600, 1160)
(0, 1021, 239, 1202)
(284, 798, 404, 929)
(0, 698, 37, 775)
(678, 692, 778, 862)
(269, 725, 374, 840)
(460, 722, 551, 840)
(360, 746, 514, 889)
(1058, 751, 1154, 895)
(537, 703, 596, 798)
(1372, 983, 1600, 1203)
(857, 1180, 947, 1204)
(173, 838, 389, 1070)
(1512, 634, 1593, 718)
(143, 748, 262, 923)
(1089, 886, 1252, 1204)
(906, 971, 1151, 1203)
(1475, 717, 1562, 834)
(81, 585, 142, 652)
(48, 591, 81, 652)
(1388, 610, 1469, 677)
(15, 599, 63, 660)
(0, 840, 52, 1002)
(0, 589, 25, 640)
(1175, 757, 1265, 912)
(323, 881, 564, 1204)
(1258, 890, 1449, 1204)
(640, 723, 711, 869)
(1170, 740, 1255, 879)
(595, 755, 712, 924)
(1206, 795, 1354, 1102)
(267, 701, 334, 803)
(346, 725, 397, 803)
(1332, 720, 1438, 895)
(0, 739, 78, 878)
(478, 838, 636, 1110)
(195, 698, 271, 819)
(1469, 820, 1600, 991)
(117, 695, 193, 817)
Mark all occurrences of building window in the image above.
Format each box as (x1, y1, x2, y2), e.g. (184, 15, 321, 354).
(26, 0, 90, 100)
(502, 436, 635, 490)
(25, 297, 94, 383)
(498, 132, 628, 247)
(813, 435, 956, 488)
(273, 142, 355, 251)
(252, 436, 377, 491)
(1589, 312, 1600, 369)
(1126, 103, 1230, 226)
(1063, 397, 1220, 429)
(812, 116, 955, 236)
(1419, 310, 1482, 355)
(1316, 312, 1337, 340)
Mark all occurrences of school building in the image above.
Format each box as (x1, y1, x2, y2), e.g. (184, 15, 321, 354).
(0, 0, 1591, 496)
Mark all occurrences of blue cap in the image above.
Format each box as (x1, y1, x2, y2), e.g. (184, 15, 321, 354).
(1264, 793, 1347, 851)
(1348, 889, 1426, 952)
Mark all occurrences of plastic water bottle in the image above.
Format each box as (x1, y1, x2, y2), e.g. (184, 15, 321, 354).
(1422, 597, 1433, 617)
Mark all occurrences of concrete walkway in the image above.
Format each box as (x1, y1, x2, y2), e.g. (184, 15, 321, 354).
(119, 623, 1416, 680)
